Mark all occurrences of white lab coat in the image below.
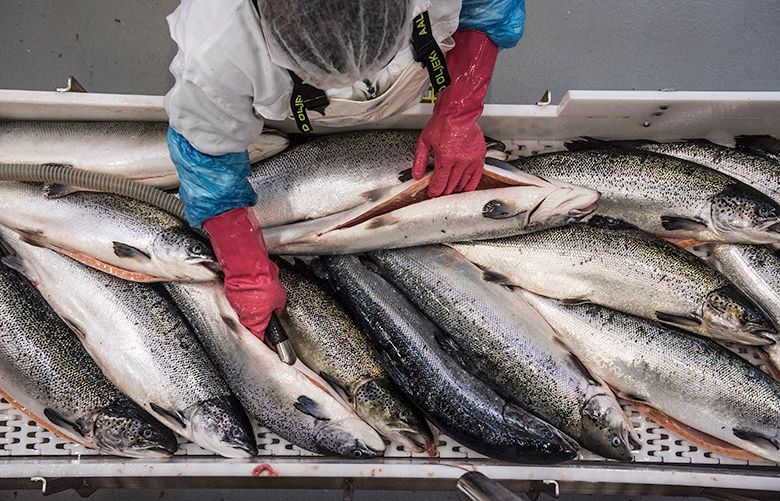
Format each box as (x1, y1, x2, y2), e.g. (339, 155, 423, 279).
(164, 0, 462, 156)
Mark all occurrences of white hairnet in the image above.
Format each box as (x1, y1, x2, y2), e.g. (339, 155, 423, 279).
(258, 0, 414, 89)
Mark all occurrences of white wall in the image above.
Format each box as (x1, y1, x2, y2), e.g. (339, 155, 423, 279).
(0, 0, 778, 104)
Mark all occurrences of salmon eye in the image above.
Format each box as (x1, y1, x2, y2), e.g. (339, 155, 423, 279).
(611, 436, 622, 448)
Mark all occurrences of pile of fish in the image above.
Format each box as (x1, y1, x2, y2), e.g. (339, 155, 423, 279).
(2, 123, 780, 466)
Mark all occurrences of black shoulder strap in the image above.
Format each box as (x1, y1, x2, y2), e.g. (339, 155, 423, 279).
(410, 11, 451, 96)
(250, 0, 328, 133)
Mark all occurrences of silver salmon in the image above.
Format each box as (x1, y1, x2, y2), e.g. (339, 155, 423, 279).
(277, 259, 433, 453)
(452, 225, 776, 345)
(523, 290, 780, 463)
(512, 148, 780, 244)
(0, 260, 178, 458)
(264, 165, 599, 255)
(0, 227, 257, 458)
(0, 181, 217, 282)
(164, 280, 386, 458)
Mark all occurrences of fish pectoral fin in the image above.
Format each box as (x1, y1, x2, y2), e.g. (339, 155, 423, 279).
(365, 214, 400, 229)
(559, 297, 591, 306)
(568, 353, 601, 386)
(480, 269, 513, 285)
(13, 229, 49, 248)
(655, 311, 703, 328)
(112, 242, 152, 261)
(44, 408, 86, 437)
(319, 372, 352, 403)
(586, 215, 639, 231)
(482, 199, 525, 220)
(43, 183, 78, 198)
(433, 332, 469, 366)
(294, 395, 331, 421)
(149, 402, 187, 429)
(689, 243, 715, 259)
(0, 254, 29, 277)
(361, 185, 397, 203)
(733, 428, 780, 451)
(660, 216, 708, 232)
(60, 317, 87, 340)
(220, 315, 242, 335)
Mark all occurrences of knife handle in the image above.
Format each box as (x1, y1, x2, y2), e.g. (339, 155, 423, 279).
(265, 312, 297, 365)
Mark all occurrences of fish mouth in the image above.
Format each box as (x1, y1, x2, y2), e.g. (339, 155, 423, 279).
(115, 445, 178, 459)
(567, 198, 601, 222)
(766, 221, 780, 234)
(744, 324, 778, 344)
(198, 260, 223, 276)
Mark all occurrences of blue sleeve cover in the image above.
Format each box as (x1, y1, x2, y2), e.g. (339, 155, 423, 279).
(459, 0, 526, 49)
(167, 127, 258, 228)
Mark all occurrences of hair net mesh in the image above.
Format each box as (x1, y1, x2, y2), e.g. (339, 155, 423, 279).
(258, 0, 413, 89)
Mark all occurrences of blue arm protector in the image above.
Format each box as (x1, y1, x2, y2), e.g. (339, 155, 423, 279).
(459, 0, 526, 49)
(167, 127, 258, 228)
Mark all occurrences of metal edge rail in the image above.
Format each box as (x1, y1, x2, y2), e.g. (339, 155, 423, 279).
(1, 458, 779, 492)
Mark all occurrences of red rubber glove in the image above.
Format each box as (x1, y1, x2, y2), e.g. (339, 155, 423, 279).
(203, 207, 286, 340)
(412, 29, 500, 197)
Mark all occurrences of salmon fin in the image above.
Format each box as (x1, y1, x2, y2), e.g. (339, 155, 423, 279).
(0, 388, 86, 446)
(113, 242, 151, 261)
(319, 372, 351, 403)
(433, 331, 468, 367)
(559, 297, 591, 306)
(586, 215, 639, 231)
(362, 185, 397, 203)
(366, 214, 400, 229)
(661, 216, 708, 232)
(733, 428, 780, 451)
(758, 348, 780, 382)
(568, 353, 601, 386)
(61, 317, 87, 340)
(482, 199, 524, 220)
(14, 228, 48, 248)
(398, 168, 415, 182)
(480, 270, 513, 285)
(294, 395, 331, 421)
(564, 137, 614, 151)
(44, 408, 85, 437)
(0, 254, 28, 277)
(484, 136, 507, 153)
(43, 183, 78, 198)
(220, 315, 241, 335)
(150, 402, 186, 429)
(629, 400, 765, 461)
(655, 311, 702, 328)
